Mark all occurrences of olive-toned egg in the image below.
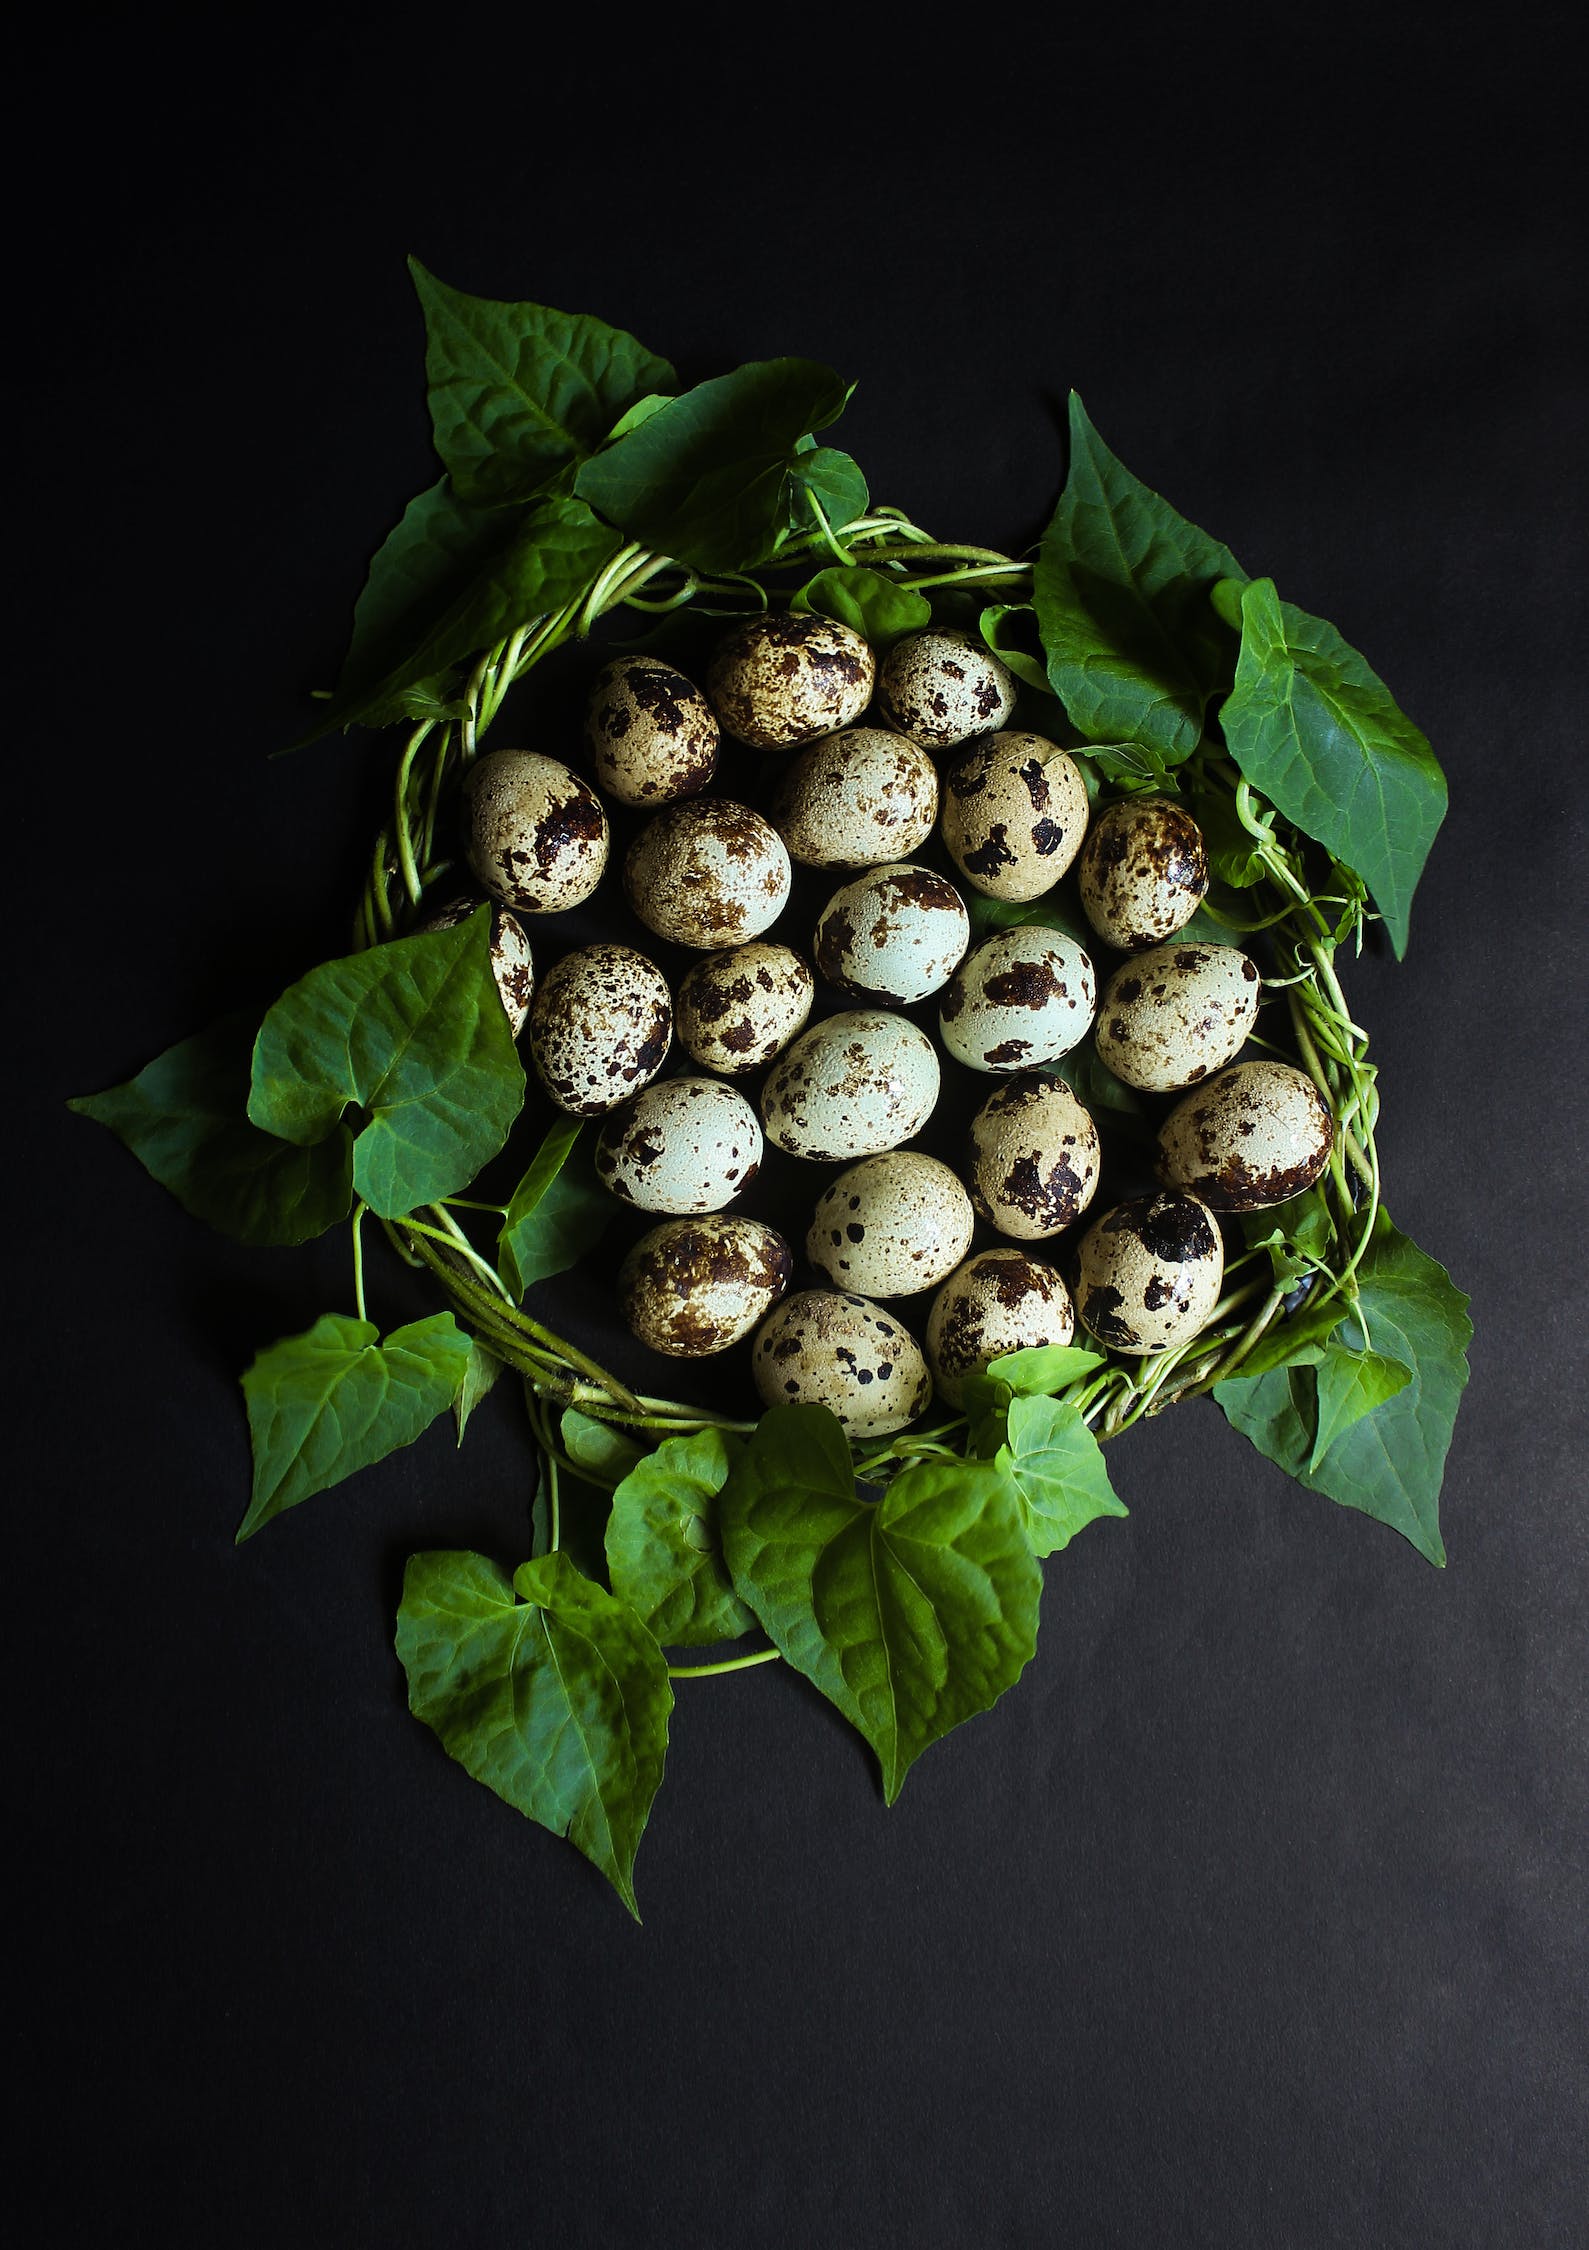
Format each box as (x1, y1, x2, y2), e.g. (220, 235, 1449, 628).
(619, 1216, 792, 1357)
(752, 1289, 931, 1436)
(675, 943, 814, 1076)
(1076, 796, 1209, 950)
(623, 799, 791, 949)
(1156, 1061, 1333, 1211)
(940, 732, 1090, 900)
(769, 727, 939, 867)
(925, 1249, 1076, 1406)
(1073, 1192, 1225, 1354)
(584, 656, 719, 807)
(964, 1075, 1101, 1239)
(1094, 942, 1261, 1092)
(463, 749, 609, 914)
(526, 944, 672, 1116)
(759, 1010, 941, 1162)
(875, 628, 1017, 749)
(806, 1152, 974, 1297)
(706, 615, 875, 750)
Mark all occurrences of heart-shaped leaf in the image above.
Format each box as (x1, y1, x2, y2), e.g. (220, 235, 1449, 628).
(606, 1429, 754, 1648)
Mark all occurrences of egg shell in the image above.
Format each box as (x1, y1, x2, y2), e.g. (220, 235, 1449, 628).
(1156, 1061, 1334, 1211)
(1094, 942, 1262, 1092)
(875, 627, 1017, 750)
(769, 727, 939, 868)
(925, 1249, 1076, 1407)
(752, 1290, 931, 1436)
(940, 733, 1090, 900)
(965, 1075, 1101, 1240)
(623, 798, 792, 950)
(759, 1010, 941, 1162)
(706, 615, 875, 750)
(938, 929, 1096, 1073)
(584, 656, 719, 807)
(463, 749, 609, 914)
(526, 944, 672, 1117)
(806, 1152, 975, 1297)
(595, 1078, 762, 1213)
(620, 1216, 792, 1358)
(1077, 796, 1209, 950)
(813, 863, 971, 1005)
(1074, 1191, 1225, 1354)
(675, 943, 815, 1076)
(418, 896, 535, 1036)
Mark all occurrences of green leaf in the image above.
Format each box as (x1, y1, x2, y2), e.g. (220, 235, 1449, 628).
(996, 1394, 1127, 1557)
(498, 1118, 611, 1299)
(979, 604, 1054, 695)
(1185, 776, 1270, 888)
(789, 445, 869, 531)
(333, 476, 513, 708)
(560, 1407, 645, 1486)
(1309, 1347, 1411, 1472)
(605, 1429, 755, 1648)
(967, 886, 1095, 947)
(793, 564, 931, 644)
(453, 1338, 503, 1445)
(1034, 393, 1245, 758)
(1048, 1039, 1152, 1129)
(1241, 1185, 1336, 1289)
(719, 1406, 1041, 1802)
(69, 1015, 352, 1246)
(396, 1548, 672, 1918)
(960, 1346, 1108, 1460)
(605, 393, 675, 440)
(1219, 1289, 1351, 1382)
(239, 1311, 470, 1540)
(1219, 577, 1447, 956)
(409, 259, 675, 504)
(574, 358, 853, 574)
(249, 909, 523, 1219)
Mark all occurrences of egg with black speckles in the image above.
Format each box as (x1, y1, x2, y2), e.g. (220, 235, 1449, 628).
(940, 732, 1090, 900)
(620, 1216, 792, 1357)
(1074, 1191, 1225, 1353)
(938, 929, 1096, 1073)
(526, 944, 672, 1116)
(769, 727, 939, 868)
(813, 863, 970, 1005)
(752, 1289, 931, 1436)
(924, 1249, 1076, 1406)
(706, 614, 875, 750)
(594, 1077, 763, 1213)
(417, 896, 535, 1036)
(675, 943, 814, 1076)
(584, 656, 719, 806)
(624, 798, 791, 949)
(875, 627, 1017, 749)
(964, 1075, 1101, 1240)
(1156, 1061, 1333, 1211)
(1077, 795, 1209, 950)
(759, 1010, 940, 1161)
(806, 1152, 974, 1297)
(463, 749, 609, 914)
(1094, 942, 1262, 1092)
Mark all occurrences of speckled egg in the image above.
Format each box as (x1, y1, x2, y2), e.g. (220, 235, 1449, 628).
(769, 727, 939, 868)
(418, 896, 535, 1036)
(675, 943, 815, 1076)
(875, 627, 1017, 750)
(806, 1153, 975, 1297)
(940, 733, 1091, 900)
(1094, 942, 1262, 1093)
(620, 1216, 792, 1358)
(752, 1290, 931, 1437)
(813, 864, 971, 1005)
(594, 1078, 762, 1213)
(462, 749, 609, 914)
(964, 1076, 1101, 1240)
(938, 930, 1096, 1073)
(1077, 796, 1209, 950)
(1156, 1061, 1334, 1211)
(760, 1010, 940, 1162)
(706, 614, 875, 750)
(623, 799, 791, 949)
(1074, 1191, 1225, 1354)
(584, 656, 719, 807)
(925, 1250, 1076, 1407)
(526, 944, 672, 1116)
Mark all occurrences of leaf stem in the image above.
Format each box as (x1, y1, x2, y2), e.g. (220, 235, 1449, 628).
(667, 1647, 782, 1680)
(351, 1202, 367, 1323)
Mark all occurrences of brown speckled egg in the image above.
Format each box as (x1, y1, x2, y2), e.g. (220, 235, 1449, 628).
(584, 656, 719, 807)
(594, 1078, 762, 1213)
(526, 944, 672, 1116)
(876, 627, 1017, 750)
(1095, 943, 1262, 1092)
(624, 798, 791, 949)
(1156, 1061, 1333, 1211)
(813, 864, 970, 1005)
(760, 1010, 940, 1162)
(964, 1076, 1101, 1240)
(1077, 796, 1209, 950)
(752, 1290, 931, 1436)
(925, 1249, 1076, 1407)
(675, 943, 814, 1076)
(463, 749, 609, 914)
(806, 1152, 974, 1297)
(418, 896, 535, 1037)
(620, 1216, 792, 1358)
(706, 614, 875, 750)
(940, 732, 1090, 900)
(769, 727, 939, 868)
(1074, 1191, 1225, 1354)
(938, 930, 1096, 1073)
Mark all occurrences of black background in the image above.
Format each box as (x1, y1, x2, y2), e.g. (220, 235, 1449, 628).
(18, 10, 1586, 2246)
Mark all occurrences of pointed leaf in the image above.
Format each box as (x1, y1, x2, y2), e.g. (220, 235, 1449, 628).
(334, 476, 515, 705)
(606, 1429, 754, 1647)
(789, 445, 869, 531)
(1308, 1346, 1412, 1472)
(453, 1338, 503, 1445)
(995, 1394, 1127, 1558)
(793, 565, 931, 644)
(560, 1407, 645, 1486)
(498, 1118, 610, 1298)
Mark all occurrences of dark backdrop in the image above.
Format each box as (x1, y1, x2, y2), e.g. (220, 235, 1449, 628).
(17, 11, 1586, 2247)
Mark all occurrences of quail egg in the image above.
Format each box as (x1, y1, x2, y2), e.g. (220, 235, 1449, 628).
(1074, 1191, 1225, 1354)
(938, 930, 1096, 1073)
(462, 748, 609, 914)
(1156, 1061, 1334, 1211)
(760, 1010, 940, 1162)
(813, 864, 971, 1005)
(925, 1249, 1076, 1407)
(769, 726, 939, 867)
(620, 1216, 792, 1357)
(624, 799, 792, 949)
(806, 1152, 975, 1297)
(595, 1077, 763, 1213)
(526, 944, 672, 1116)
(940, 732, 1090, 900)
(584, 656, 719, 807)
(964, 1076, 1102, 1240)
(1094, 942, 1262, 1092)
(675, 943, 815, 1076)
(752, 1290, 931, 1437)
(875, 627, 1018, 750)
(706, 614, 875, 750)
(1077, 796, 1209, 950)
(417, 896, 535, 1036)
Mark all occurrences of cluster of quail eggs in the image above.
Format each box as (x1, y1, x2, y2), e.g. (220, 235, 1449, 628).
(438, 615, 1337, 1437)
